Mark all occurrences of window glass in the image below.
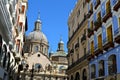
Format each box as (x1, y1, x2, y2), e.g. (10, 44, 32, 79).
(101, 2, 106, 17)
(102, 26, 106, 44)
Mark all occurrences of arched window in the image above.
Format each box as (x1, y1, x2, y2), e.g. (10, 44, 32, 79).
(34, 46, 39, 52)
(91, 64, 96, 79)
(35, 63, 41, 71)
(99, 60, 105, 76)
(82, 69, 87, 80)
(2, 44, 7, 68)
(59, 66, 64, 73)
(75, 72, 80, 80)
(108, 54, 117, 75)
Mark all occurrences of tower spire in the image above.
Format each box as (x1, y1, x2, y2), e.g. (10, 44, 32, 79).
(34, 11, 42, 31)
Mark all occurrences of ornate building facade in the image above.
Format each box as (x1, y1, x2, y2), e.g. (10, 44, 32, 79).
(0, 0, 28, 80)
(67, 0, 89, 80)
(22, 14, 68, 80)
(50, 39, 68, 80)
(87, 0, 120, 80)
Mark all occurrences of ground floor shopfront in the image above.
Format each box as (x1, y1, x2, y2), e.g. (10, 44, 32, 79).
(89, 45, 120, 80)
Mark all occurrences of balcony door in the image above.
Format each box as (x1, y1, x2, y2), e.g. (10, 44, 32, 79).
(107, 26, 113, 42)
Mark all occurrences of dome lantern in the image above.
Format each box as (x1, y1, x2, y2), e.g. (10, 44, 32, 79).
(57, 37, 64, 51)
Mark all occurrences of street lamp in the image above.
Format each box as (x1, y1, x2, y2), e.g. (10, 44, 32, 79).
(23, 64, 29, 80)
(30, 64, 34, 80)
(48, 65, 52, 80)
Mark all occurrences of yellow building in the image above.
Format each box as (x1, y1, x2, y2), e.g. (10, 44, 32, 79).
(67, 0, 89, 80)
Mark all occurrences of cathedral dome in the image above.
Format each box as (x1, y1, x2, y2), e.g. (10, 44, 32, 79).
(27, 13, 48, 43)
(27, 31, 48, 42)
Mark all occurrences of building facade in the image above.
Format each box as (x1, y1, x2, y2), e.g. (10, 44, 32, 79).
(22, 14, 68, 80)
(67, 0, 89, 80)
(87, 0, 120, 80)
(0, 0, 28, 79)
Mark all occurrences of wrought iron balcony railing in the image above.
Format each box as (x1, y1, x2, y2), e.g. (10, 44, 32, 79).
(67, 54, 89, 71)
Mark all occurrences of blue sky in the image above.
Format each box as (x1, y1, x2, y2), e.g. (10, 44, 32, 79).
(26, 0, 77, 52)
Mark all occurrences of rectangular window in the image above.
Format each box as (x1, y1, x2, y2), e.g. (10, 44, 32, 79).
(94, 35, 97, 49)
(90, 21, 93, 29)
(106, 0, 111, 14)
(90, 3, 93, 11)
(93, 13, 97, 22)
(107, 25, 113, 42)
(102, 26, 107, 44)
(91, 41, 94, 55)
(101, 2, 106, 17)
(98, 34, 102, 49)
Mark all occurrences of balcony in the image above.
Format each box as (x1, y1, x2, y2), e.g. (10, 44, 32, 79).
(94, 44, 103, 56)
(114, 27, 120, 44)
(94, 18, 102, 31)
(67, 15, 87, 45)
(67, 54, 89, 71)
(102, 6, 112, 22)
(81, 34, 86, 45)
(87, 10, 93, 18)
(103, 37, 114, 51)
(87, 28, 94, 38)
(95, 0, 101, 9)
(113, 1, 120, 11)
(75, 43, 79, 49)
